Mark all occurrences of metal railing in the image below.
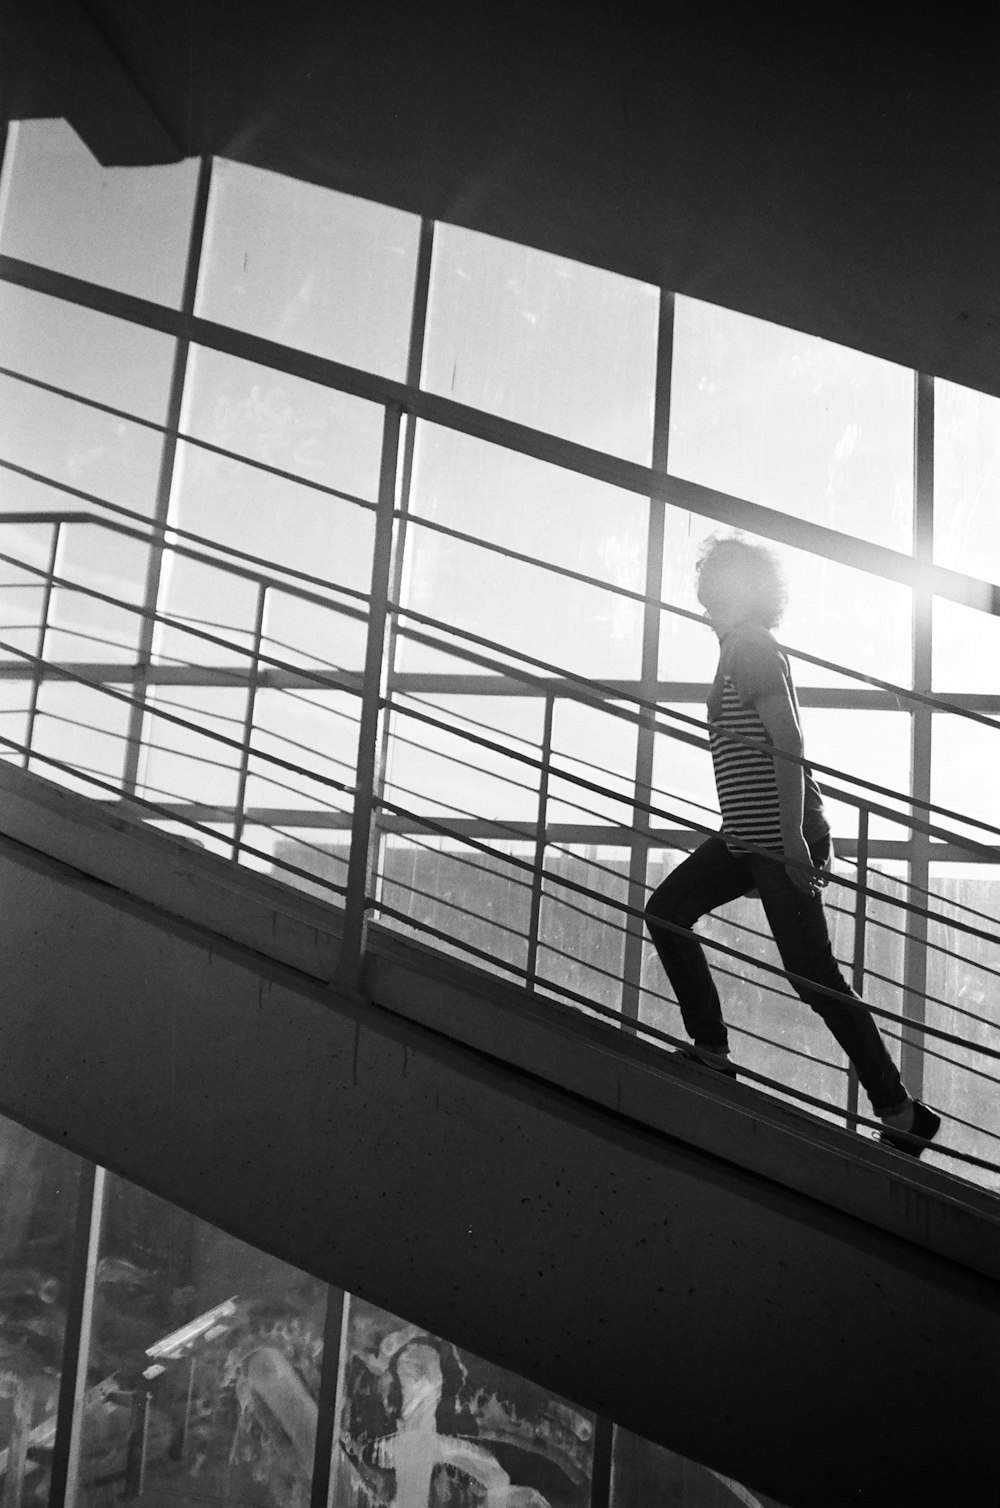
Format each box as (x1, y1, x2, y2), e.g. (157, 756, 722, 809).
(3, 498, 1000, 1189)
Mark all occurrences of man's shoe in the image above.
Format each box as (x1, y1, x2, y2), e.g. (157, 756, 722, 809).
(679, 1044, 738, 1079)
(878, 1100, 941, 1158)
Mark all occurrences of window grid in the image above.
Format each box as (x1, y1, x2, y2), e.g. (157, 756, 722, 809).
(3, 137, 1000, 1167)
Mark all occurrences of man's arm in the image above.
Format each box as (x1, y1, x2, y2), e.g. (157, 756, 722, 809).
(754, 690, 816, 894)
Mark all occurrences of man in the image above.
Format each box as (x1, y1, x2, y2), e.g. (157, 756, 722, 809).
(645, 534, 940, 1156)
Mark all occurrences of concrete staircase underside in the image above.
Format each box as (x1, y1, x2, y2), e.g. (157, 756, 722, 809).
(1, 762, 998, 1507)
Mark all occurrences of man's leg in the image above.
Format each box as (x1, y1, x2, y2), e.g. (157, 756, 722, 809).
(751, 847, 907, 1115)
(644, 836, 754, 1052)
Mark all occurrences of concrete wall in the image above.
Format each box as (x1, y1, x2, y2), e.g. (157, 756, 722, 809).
(1, 769, 999, 1505)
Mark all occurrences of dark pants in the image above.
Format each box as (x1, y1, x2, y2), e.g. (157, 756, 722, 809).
(644, 834, 907, 1114)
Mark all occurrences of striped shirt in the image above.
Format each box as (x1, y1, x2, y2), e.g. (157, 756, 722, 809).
(707, 623, 828, 854)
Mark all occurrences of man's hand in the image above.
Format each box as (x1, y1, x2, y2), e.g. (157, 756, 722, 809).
(782, 830, 823, 895)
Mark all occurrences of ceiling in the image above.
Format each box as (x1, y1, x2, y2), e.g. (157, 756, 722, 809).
(3, 0, 999, 401)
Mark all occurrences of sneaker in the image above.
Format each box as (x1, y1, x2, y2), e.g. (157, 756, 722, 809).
(878, 1100, 941, 1158)
(678, 1044, 738, 1079)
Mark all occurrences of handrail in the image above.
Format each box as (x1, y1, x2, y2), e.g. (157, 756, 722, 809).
(3, 504, 1000, 1179)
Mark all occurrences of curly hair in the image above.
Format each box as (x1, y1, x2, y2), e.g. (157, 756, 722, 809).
(695, 533, 788, 628)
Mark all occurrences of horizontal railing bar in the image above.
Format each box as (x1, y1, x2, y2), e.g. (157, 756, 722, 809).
(3, 504, 1000, 838)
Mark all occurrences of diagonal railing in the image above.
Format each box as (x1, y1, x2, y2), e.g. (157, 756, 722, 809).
(3, 500, 1000, 1190)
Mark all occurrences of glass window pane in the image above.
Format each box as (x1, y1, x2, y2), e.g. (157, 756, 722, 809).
(612, 1424, 791, 1507)
(0, 120, 198, 306)
(331, 1293, 594, 1506)
(932, 596, 1000, 693)
(29, 678, 132, 794)
(196, 160, 419, 379)
(669, 296, 913, 551)
(423, 224, 658, 462)
(378, 837, 533, 975)
(931, 714, 1000, 848)
(538, 845, 630, 1016)
(399, 425, 647, 681)
(73, 1172, 330, 1508)
(924, 863, 1000, 1187)
(379, 696, 542, 974)
(933, 379, 1000, 580)
(171, 344, 382, 598)
(659, 508, 912, 690)
(799, 710, 910, 842)
(0, 282, 173, 518)
(0, 1110, 85, 1508)
(137, 686, 248, 812)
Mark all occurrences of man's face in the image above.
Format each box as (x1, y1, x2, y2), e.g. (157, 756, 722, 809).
(698, 563, 754, 637)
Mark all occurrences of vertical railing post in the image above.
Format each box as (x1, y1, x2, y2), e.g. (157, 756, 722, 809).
(847, 804, 871, 1124)
(231, 580, 268, 860)
(370, 220, 435, 922)
(337, 404, 403, 993)
(525, 690, 555, 990)
(902, 371, 934, 1098)
(621, 291, 675, 1027)
(22, 518, 60, 769)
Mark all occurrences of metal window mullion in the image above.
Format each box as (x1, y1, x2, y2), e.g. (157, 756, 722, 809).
(621, 291, 675, 1024)
(122, 155, 213, 799)
(338, 404, 403, 992)
(21, 519, 60, 768)
(371, 219, 436, 923)
(49, 1164, 106, 1508)
(901, 371, 934, 1097)
(307, 1287, 348, 1508)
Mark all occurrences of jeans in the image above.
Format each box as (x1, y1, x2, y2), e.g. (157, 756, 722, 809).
(644, 834, 907, 1115)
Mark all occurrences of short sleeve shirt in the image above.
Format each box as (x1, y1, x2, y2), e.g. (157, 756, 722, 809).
(706, 623, 828, 852)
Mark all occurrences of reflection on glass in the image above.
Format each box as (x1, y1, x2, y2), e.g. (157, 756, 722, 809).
(0, 121, 198, 307)
(170, 346, 381, 601)
(196, 161, 419, 379)
(670, 297, 913, 550)
(73, 1174, 329, 1508)
(400, 426, 646, 680)
(611, 1424, 789, 1507)
(332, 1294, 594, 1506)
(423, 223, 658, 462)
(924, 864, 1000, 1186)
(933, 380, 1000, 581)
(660, 509, 912, 690)
(0, 1111, 83, 1508)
